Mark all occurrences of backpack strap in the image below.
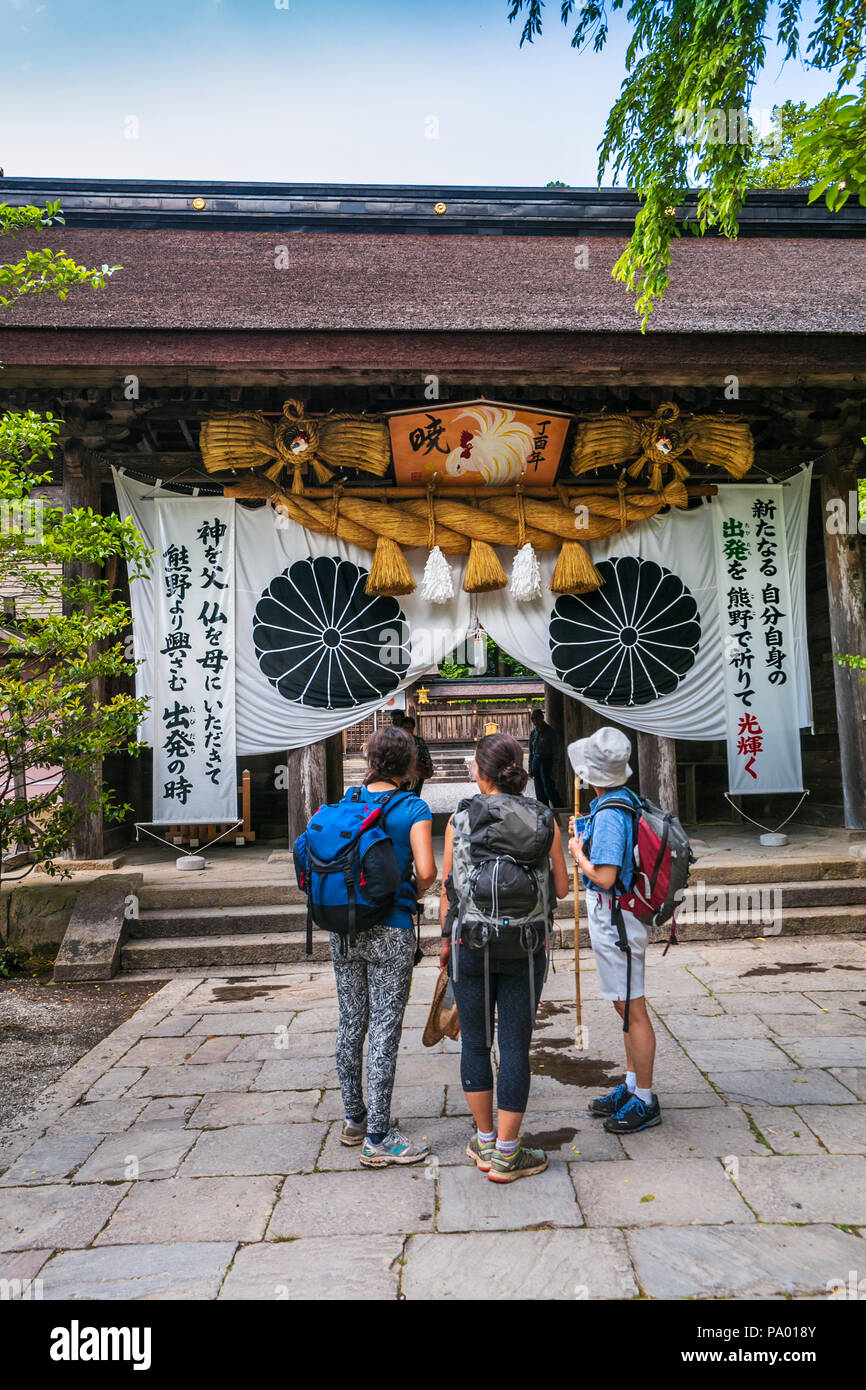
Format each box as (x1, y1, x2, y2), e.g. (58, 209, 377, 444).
(611, 897, 633, 1035)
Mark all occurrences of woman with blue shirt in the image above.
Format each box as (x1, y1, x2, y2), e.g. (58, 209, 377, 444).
(333, 725, 437, 1167)
(567, 727, 661, 1135)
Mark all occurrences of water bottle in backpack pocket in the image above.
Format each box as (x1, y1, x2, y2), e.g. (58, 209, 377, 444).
(293, 786, 412, 955)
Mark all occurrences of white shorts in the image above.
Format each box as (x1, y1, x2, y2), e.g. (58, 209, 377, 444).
(585, 890, 648, 1002)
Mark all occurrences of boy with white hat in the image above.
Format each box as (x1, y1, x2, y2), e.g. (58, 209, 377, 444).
(567, 726, 661, 1133)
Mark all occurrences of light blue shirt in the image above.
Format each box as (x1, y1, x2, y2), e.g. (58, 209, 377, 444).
(582, 787, 637, 893)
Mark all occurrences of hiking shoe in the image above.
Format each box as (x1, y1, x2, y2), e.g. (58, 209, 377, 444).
(359, 1127, 430, 1167)
(466, 1134, 496, 1172)
(588, 1082, 632, 1118)
(488, 1143, 549, 1183)
(603, 1093, 662, 1134)
(339, 1111, 367, 1147)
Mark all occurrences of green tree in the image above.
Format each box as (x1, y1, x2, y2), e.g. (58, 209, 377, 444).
(743, 96, 838, 189)
(1, 206, 144, 880)
(508, 2, 866, 327)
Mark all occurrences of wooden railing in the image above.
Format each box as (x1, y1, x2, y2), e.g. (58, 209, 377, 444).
(416, 705, 533, 746)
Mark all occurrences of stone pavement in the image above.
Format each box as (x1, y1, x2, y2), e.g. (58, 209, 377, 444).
(1, 933, 865, 1300)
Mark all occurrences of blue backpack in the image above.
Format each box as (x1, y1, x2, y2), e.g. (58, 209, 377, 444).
(293, 786, 420, 958)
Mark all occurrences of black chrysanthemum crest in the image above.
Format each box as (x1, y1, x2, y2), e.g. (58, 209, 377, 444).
(549, 555, 700, 706)
(253, 555, 410, 709)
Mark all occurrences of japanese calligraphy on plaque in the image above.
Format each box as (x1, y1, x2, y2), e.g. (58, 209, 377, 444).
(387, 400, 571, 487)
(712, 485, 803, 796)
(152, 498, 237, 824)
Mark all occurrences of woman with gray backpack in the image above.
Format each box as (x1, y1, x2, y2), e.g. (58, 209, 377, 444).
(439, 733, 570, 1182)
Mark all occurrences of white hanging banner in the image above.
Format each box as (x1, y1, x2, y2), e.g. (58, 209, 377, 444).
(712, 483, 803, 795)
(152, 497, 237, 823)
(114, 469, 470, 756)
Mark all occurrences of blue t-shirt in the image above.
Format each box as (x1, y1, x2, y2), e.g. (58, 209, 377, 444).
(582, 787, 637, 893)
(347, 786, 432, 929)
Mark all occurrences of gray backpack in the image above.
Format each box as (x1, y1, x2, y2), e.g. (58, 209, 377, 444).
(449, 793, 555, 1042)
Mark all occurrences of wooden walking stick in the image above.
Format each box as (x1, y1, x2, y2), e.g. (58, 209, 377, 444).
(573, 770, 584, 1050)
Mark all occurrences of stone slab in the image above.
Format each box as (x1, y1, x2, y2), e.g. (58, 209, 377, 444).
(251, 1058, 338, 1091)
(403, 1228, 638, 1300)
(619, 1106, 767, 1160)
(680, 1039, 795, 1072)
(218, 1235, 402, 1300)
(744, 1105, 825, 1155)
(145, 1014, 201, 1037)
(627, 1223, 866, 1299)
(828, 1068, 866, 1100)
(188, 1036, 244, 1064)
(708, 1068, 857, 1106)
(713, 991, 824, 1015)
(84, 1067, 145, 1102)
(46, 1099, 147, 1135)
(0, 1249, 52, 1294)
(95, 1176, 279, 1245)
(190, 1011, 297, 1036)
(659, 1013, 772, 1040)
(180, 1122, 323, 1176)
(570, 1157, 753, 1227)
(54, 872, 143, 982)
(230, 1033, 337, 1060)
(39, 1241, 237, 1300)
(785, 1037, 866, 1068)
(270, 1169, 435, 1238)
(127, 1062, 261, 1097)
(732, 1155, 866, 1224)
(189, 1090, 318, 1129)
(0, 1183, 128, 1252)
(73, 1127, 200, 1182)
(765, 1012, 866, 1037)
(0, 1134, 102, 1186)
(135, 1096, 201, 1128)
(120, 1037, 203, 1067)
(437, 1163, 583, 1233)
(795, 1104, 866, 1153)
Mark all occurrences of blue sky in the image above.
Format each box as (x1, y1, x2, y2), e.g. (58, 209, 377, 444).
(0, 0, 841, 184)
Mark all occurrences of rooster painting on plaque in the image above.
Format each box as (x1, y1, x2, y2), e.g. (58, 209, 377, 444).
(387, 400, 571, 487)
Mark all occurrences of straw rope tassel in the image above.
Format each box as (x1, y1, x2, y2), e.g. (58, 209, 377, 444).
(365, 498, 416, 596)
(463, 496, 506, 593)
(573, 772, 584, 1050)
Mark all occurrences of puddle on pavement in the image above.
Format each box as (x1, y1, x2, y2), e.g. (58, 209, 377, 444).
(521, 1126, 577, 1151)
(211, 983, 294, 1002)
(739, 961, 827, 978)
(534, 1002, 572, 1029)
(530, 1049, 621, 1087)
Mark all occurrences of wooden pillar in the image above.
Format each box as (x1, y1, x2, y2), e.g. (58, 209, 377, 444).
(637, 732, 679, 815)
(821, 462, 866, 829)
(324, 730, 345, 804)
(61, 444, 105, 859)
(286, 740, 329, 843)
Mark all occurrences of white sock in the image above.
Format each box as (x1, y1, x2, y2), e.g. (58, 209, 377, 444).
(635, 1086, 654, 1104)
(626, 1071, 637, 1092)
(477, 1128, 495, 1144)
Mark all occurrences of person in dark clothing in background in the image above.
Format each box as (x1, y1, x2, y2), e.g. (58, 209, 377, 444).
(403, 715, 434, 796)
(528, 707, 563, 808)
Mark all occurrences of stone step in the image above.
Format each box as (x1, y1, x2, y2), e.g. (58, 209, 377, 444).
(122, 900, 866, 971)
(136, 872, 866, 924)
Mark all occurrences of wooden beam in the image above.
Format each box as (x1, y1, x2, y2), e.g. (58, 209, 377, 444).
(222, 480, 719, 500)
(821, 460, 866, 830)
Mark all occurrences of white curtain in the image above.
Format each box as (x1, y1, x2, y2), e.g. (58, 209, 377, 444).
(115, 466, 812, 764)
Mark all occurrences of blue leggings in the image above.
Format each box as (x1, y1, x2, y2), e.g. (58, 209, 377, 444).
(450, 945, 546, 1114)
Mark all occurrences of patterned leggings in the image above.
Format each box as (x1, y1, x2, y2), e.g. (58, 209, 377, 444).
(330, 926, 415, 1134)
